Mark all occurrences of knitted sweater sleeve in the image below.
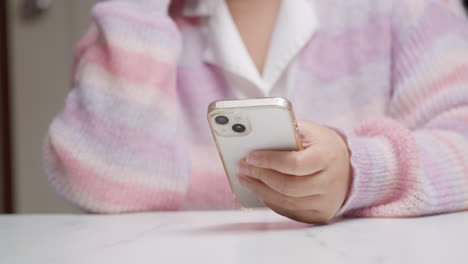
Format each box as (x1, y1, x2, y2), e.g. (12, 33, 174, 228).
(338, 0, 468, 217)
(43, 0, 190, 213)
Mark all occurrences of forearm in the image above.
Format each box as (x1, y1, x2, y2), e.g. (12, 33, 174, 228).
(44, 0, 188, 213)
(338, 0, 468, 217)
(338, 117, 468, 217)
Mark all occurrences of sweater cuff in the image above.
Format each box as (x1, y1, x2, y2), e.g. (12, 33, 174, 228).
(332, 130, 398, 217)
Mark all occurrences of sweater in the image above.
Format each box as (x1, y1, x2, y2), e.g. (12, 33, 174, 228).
(44, 0, 468, 217)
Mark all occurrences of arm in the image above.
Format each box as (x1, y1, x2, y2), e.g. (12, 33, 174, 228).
(235, 0, 468, 223)
(339, 0, 468, 217)
(43, 0, 189, 213)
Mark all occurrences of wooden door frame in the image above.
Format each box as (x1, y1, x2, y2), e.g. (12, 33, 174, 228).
(0, 0, 13, 213)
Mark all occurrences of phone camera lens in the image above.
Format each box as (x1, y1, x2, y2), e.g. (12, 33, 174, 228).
(215, 116, 229, 125)
(232, 124, 246, 133)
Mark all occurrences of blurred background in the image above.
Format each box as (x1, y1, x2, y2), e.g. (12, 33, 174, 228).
(0, 0, 467, 214)
(0, 0, 104, 214)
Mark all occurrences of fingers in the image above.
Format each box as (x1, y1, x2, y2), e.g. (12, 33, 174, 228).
(246, 148, 333, 176)
(238, 175, 323, 211)
(264, 202, 332, 225)
(238, 120, 347, 224)
(238, 161, 325, 197)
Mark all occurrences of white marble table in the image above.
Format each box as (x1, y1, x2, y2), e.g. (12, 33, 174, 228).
(1, 210, 467, 264)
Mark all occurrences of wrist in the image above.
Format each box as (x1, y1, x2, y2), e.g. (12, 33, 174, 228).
(325, 126, 355, 217)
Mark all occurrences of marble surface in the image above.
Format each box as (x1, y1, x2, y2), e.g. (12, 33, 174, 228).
(1, 210, 468, 264)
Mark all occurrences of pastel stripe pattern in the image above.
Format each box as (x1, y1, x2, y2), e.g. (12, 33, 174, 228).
(44, 0, 468, 217)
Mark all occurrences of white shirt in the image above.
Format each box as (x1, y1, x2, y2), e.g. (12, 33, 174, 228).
(183, 0, 319, 98)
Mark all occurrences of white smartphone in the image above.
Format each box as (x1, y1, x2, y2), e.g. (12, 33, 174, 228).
(207, 97, 302, 209)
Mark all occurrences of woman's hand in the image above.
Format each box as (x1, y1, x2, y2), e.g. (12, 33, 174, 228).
(238, 120, 352, 224)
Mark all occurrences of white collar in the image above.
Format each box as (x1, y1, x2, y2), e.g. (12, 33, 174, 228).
(183, 0, 319, 94)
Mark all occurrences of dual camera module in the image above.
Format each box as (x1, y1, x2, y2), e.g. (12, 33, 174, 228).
(215, 116, 246, 133)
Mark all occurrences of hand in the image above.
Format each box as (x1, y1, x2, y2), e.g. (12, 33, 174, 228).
(238, 120, 352, 224)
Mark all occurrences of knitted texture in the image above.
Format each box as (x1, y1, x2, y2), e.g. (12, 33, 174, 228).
(44, 0, 468, 216)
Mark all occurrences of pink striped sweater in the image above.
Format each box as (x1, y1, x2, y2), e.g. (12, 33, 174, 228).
(44, 0, 468, 217)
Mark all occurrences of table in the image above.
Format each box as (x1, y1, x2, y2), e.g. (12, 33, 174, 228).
(1, 210, 467, 264)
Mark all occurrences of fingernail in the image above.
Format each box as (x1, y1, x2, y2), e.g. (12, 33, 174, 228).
(238, 162, 250, 176)
(246, 152, 262, 166)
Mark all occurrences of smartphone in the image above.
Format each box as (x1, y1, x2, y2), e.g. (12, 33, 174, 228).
(207, 97, 302, 209)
